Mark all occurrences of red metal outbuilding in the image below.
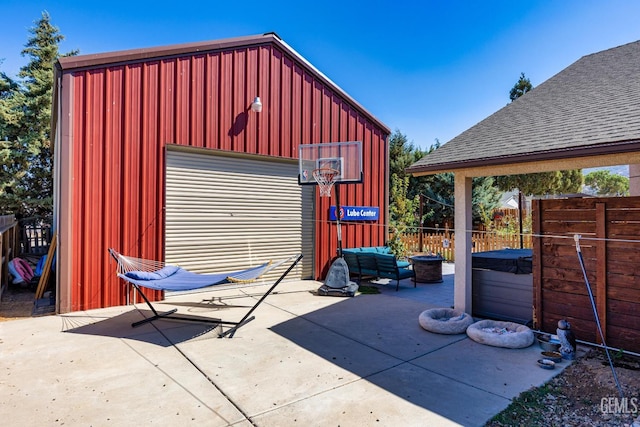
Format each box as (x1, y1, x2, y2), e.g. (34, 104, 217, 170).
(52, 33, 390, 313)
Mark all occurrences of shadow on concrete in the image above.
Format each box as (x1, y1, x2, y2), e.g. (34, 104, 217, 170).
(268, 276, 556, 426)
(61, 309, 222, 346)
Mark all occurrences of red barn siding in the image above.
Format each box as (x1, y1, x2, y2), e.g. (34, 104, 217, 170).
(55, 34, 389, 312)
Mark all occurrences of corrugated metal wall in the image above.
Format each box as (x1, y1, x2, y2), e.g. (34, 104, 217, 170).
(56, 35, 389, 312)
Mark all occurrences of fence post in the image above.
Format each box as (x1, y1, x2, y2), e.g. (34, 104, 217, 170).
(0, 215, 18, 297)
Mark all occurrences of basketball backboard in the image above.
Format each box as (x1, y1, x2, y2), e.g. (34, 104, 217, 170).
(298, 141, 363, 185)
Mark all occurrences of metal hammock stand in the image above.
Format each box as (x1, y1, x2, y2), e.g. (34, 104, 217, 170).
(108, 249, 303, 338)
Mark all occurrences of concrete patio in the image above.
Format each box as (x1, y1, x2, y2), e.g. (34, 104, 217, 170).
(0, 263, 572, 426)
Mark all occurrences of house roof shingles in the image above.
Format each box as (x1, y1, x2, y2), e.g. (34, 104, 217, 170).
(407, 40, 640, 174)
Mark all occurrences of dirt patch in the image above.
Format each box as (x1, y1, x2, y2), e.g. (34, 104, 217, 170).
(487, 348, 640, 426)
(0, 285, 37, 321)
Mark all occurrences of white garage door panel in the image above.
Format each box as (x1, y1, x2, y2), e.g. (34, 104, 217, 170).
(165, 149, 314, 280)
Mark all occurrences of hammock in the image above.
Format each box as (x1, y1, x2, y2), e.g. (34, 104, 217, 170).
(108, 248, 303, 337)
(110, 249, 287, 291)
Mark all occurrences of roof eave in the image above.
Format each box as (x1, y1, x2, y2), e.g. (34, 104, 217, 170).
(57, 34, 275, 70)
(406, 139, 640, 175)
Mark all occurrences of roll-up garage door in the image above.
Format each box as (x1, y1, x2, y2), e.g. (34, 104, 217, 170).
(165, 148, 314, 281)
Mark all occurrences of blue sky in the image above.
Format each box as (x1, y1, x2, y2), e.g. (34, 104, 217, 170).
(2, 1, 640, 151)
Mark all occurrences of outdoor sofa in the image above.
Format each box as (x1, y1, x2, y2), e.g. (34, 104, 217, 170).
(342, 247, 414, 291)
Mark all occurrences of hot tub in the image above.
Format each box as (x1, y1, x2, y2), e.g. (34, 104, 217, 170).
(472, 249, 533, 324)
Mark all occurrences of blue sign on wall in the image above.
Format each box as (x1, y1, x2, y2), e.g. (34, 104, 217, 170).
(330, 206, 380, 221)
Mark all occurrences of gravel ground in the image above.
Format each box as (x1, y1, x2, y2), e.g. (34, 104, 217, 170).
(486, 347, 640, 426)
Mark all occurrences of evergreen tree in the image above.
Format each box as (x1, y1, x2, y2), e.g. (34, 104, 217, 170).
(392, 133, 447, 227)
(0, 12, 76, 217)
(0, 68, 30, 215)
(509, 72, 533, 102)
(495, 170, 583, 196)
(472, 175, 502, 228)
(415, 172, 501, 229)
(584, 170, 629, 196)
(388, 131, 501, 246)
(389, 129, 427, 182)
(388, 130, 421, 256)
(413, 171, 454, 228)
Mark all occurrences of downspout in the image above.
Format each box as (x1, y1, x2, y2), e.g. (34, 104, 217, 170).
(52, 64, 62, 314)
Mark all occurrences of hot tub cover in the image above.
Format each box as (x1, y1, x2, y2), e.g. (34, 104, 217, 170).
(472, 249, 532, 274)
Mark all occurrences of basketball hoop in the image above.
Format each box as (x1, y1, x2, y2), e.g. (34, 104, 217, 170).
(312, 167, 340, 197)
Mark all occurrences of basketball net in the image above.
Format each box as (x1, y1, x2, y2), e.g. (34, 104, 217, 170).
(312, 167, 340, 197)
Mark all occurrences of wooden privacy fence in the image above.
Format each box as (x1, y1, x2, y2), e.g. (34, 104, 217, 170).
(399, 231, 532, 261)
(532, 196, 640, 354)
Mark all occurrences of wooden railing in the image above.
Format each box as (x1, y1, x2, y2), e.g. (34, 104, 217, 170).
(1, 215, 19, 298)
(398, 231, 532, 262)
(19, 217, 52, 256)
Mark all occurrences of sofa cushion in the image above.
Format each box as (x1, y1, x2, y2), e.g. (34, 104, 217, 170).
(396, 267, 415, 280)
(396, 259, 410, 268)
(344, 246, 392, 254)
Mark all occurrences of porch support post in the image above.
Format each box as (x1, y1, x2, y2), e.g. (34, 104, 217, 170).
(453, 172, 473, 314)
(630, 164, 640, 196)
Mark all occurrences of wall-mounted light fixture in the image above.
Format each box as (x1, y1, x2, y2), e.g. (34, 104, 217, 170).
(251, 96, 263, 113)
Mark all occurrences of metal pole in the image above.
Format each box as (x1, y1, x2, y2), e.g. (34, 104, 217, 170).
(334, 184, 343, 258)
(574, 234, 623, 398)
(519, 191, 524, 249)
(419, 194, 424, 252)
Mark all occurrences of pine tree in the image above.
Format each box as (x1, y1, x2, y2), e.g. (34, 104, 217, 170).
(509, 72, 533, 102)
(0, 12, 76, 217)
(388, 130, 421, 257)
(584, 170, 629, 196)
(388, 131, 501, 254)
(0, 70, 29, 215)
(495, 170, 583, 196)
